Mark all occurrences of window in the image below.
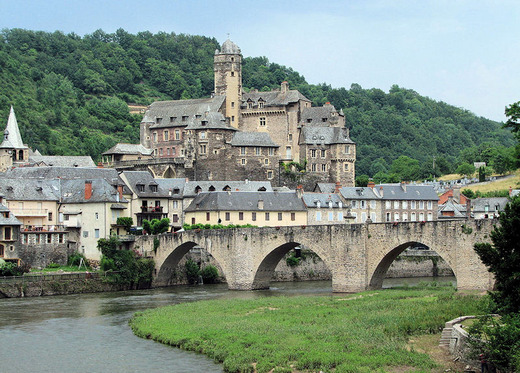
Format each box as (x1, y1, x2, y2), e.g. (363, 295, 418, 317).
(385, 201, 391, 209)
(150, 185, 158, 192)
(95, 229, 100, 238)
(241, 159, 246, 165)
(164, 131, 169, 141)
(411, 201, 416, 209)
(170, 117, 176, 122)
(291, 213, 295, 221)
(239, 212, 244, 220)
(59, 234, 64, 243)
(328, 212, 333, 221)
(288, 134, 293, 141)
(370, 200, 376, 209)
(264, 159, 269, 165)
(95, 212, 99, 220)
(137, 184, 145, 192)
(255, 147, 261, 156)
(427, 201, 433, 210)
(267, 171, 273, 179)
(322, 117, 327, 122)
(225, 212, 230, 221)
(4, 227, 11, 240)
(232, 116, 235, 122)
(166, 148, 170, 156)
(419, 201, 424, 209)
(311, 164, 317, 172)
(321, 149, 326, 158)
(394, 201, 399, 209)
(200, 144, 207, 154)
(172, 214, 179, 223)
(248, 102, 253, 109)
(427, 212, 433, 221)
(48, 212, 53, 221)
(231, 71, 234, 77)
(386, 213, 391, 222)
(269, 148, 274, 156)
(153, 132, 157, 142)
(311, 149, 316, 158)
(419, 212, 425, 221)
(394, 213, 399, 221)
(362, 212, 367, 222)
(286, 146, 292, 158)
(159, 148, 164, 156)
(64, 214, 70, 221)
(321, 164, 326, 172)
(352, 201, 357, 208)
(265, 212, 270, 221)
(156, 117, 162, 124)
(206, 212, 210, 221)
(360, 200, 366, 209)
(411, 212, 416, 221)
(252, 212, 256, 221)
(402, 201, 408, 209)
(231, 102, 235, 108)
(182, 116, 188, 122)
(200, 131, 206, 139)
(175, 130, 180, 140)
(278, 212, 282, 221)
(402, 212, 408, 221)
(344, 163, 349, 172)
(259, 101, 264, 109)
(240, 147, 246, 155)
(260, 117, 266, 126)
(344, 145, 350, 154)
(338, 212, 343, 220)
(22, 234, 28, 244)
(83, 231, 89, 238)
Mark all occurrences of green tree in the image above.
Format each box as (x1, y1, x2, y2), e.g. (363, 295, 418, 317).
(456, 162, 476, 178)
(116, 217, 133, 233)
(474, 196, 520, 314)
(390, 156, 421, 181)
(355, 174, 369, 187)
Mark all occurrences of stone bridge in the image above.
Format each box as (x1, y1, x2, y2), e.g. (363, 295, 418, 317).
(135, 219, 495, 293)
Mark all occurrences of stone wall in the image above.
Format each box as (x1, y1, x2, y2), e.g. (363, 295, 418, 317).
(386, 253, 454, 278)
(12, 242, 75, 268)
(0, 273, 123, 298)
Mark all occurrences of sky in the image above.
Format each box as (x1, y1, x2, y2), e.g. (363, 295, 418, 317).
(1, 0, 518, 122)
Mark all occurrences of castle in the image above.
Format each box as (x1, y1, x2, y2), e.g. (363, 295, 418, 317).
(103, 39, 356, 187)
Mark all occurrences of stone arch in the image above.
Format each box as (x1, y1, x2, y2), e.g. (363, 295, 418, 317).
(251, 241, 331, 290)
(368, 240, 456, 290)
(155, 240, 228, 287)
(162, 166, 176, 178)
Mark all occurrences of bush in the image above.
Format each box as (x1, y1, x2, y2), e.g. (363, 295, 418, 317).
(185, 259, 200, 284)
(68, 252, 89, 268)
(200, 265, 219, 284)
(0, 261, 29, 276)
(46, 262, 61, 268)
(116, 217, 133, 232)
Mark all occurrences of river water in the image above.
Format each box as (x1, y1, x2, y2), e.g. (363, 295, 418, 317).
(0, 277, 454, 373)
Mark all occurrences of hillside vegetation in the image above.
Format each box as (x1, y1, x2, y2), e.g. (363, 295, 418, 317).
(0, 28, 514, 177)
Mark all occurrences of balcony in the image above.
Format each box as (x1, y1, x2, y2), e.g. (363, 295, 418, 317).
(21, 225, 66, 232)
(140, 206, 163, 213)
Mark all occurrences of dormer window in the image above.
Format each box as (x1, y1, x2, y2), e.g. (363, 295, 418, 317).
(156, 117, 162, 124)
(137, 184, 145, 192)
(173, 188, 180, 194)
(196, 114, 201, 119)
(317, 201, 321, 209)
(209, 185, 216, 192)
(170, 116, 176, 122)
(247, 101, 253, 109)
(195, 186, 202, 194)
(201, 121, 208, 126)
(307, 118, 312, 123)
(322, 118, 327, 122)
(223, 185, 231, 191)
(258, 99, 264, 109)
(150, 185, 158, 192)
(182, 116, 188, 122)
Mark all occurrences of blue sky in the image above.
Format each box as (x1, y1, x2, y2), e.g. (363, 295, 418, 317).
(1, 0, 518, 122)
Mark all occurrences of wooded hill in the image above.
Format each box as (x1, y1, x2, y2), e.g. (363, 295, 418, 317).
(0, 28, 514, 178)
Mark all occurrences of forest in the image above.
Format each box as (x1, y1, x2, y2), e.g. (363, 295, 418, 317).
(0, 28, 515, 179)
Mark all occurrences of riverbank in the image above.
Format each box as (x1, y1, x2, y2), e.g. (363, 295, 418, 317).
(130, 285, 482, 373)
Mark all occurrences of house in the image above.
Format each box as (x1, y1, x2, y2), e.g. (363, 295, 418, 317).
(339, 185, 382, 223)
(184, 190, 307, 227)
(471, 197, 508, 219)
(376, 183, 439, 222)
(302, 192, 352, 225)
(0, 197, 22, 264)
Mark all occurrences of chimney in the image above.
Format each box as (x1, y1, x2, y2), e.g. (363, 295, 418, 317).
(85, 181, 92, 200)
(379, 186, 384, 197)
(453, 186, 461, 203)
(466, 199, 472, 219)
(367, 181, 375, 189)
(335, 181, 341, 193)
(296, 185, 304, 198)
(325, 101, 331, 106)
(117, 185, 123, 201)
(400, 182, 407, 192)
(258, 199, 264, 210)
(281, 81, 289, 94)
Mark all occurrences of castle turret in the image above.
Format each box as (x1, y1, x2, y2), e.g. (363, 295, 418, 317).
(214, 39, 242, 128)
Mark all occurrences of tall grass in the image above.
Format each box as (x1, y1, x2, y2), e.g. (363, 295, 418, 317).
(130, 286, 483, 372)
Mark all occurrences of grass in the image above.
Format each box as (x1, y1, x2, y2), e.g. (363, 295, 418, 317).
(463, 169, 520, 194)
(30, 265, 93, 273)
(130, 285, 483, 372)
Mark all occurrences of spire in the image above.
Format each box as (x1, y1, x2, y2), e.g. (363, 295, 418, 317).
(3, 106, 25, 149)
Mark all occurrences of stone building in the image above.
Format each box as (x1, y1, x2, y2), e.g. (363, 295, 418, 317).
(0, 107, 30, 171)
(106, 39, 356, 187)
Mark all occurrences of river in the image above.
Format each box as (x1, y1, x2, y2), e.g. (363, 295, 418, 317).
(0, 277, 455, 373)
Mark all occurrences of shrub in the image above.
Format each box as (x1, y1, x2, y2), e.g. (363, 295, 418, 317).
(185, 259, 200, 284)
(46, 262, 61, 268)
(116, 217, 133, 232)
(68, 252, 89, 268)
(200, 265, 219, 284)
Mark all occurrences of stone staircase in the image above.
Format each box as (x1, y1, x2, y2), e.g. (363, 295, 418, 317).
(439, 324, 454, 347)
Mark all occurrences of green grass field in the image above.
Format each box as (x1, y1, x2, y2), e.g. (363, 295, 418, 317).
(130, 285, 483, 372)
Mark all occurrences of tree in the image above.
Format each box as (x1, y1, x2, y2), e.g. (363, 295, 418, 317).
(505, 101, 520, 139)
(116, 217, 133, 233)
(389, 156, 421, 181)
(142, 218, 170, 235)
(456, 162, 475, 178)
(474, 196, 520, 314)
(355, 174, 369, 187)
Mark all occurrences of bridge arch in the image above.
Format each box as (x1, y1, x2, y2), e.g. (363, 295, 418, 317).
(154, 239, 228, 287)
(368, 241, 456, 289)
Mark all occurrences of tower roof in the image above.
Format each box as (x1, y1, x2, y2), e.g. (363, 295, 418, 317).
(218, 39, 241, 55)
(1, 106, 27, 149)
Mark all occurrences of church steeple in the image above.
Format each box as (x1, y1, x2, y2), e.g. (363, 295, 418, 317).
(0, 106, 29, 168)
(214, 39, 242, 128)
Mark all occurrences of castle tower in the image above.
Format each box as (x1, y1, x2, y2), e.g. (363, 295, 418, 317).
(0, 106, 29, 171)
(214, 39, 242, 128)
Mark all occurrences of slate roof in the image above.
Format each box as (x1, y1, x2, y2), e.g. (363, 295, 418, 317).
(377, 184, 439, 201)
(154, 178, 187, 198)
(230, 132, 279, 147)
(185, 191, 306, 212)
(301, 104, 342, 127)
(142, 96, 226, 127)
(184, 180, 273, 197)
(102, 143, 153, 156)
(29, 155, 96, 168)
(0, 179, 61, 201)
(241, 90, 310, 108)
(217, 39, 241, 55)
(300, 127, 354, 145)
(2, 167, 124, 186)
(339, 187, 380, 200)
(302, 193, 344, 208)
(60, 179, 127, 204)
(0, 208, 22, 226)
(314, 183, 337, 194)
(471, 197, 509, 212)
(438, 199, 466, 218)
(1, 106, 27, 150)
(185, 111, 236, 131)
(120, 171, 171, 198)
